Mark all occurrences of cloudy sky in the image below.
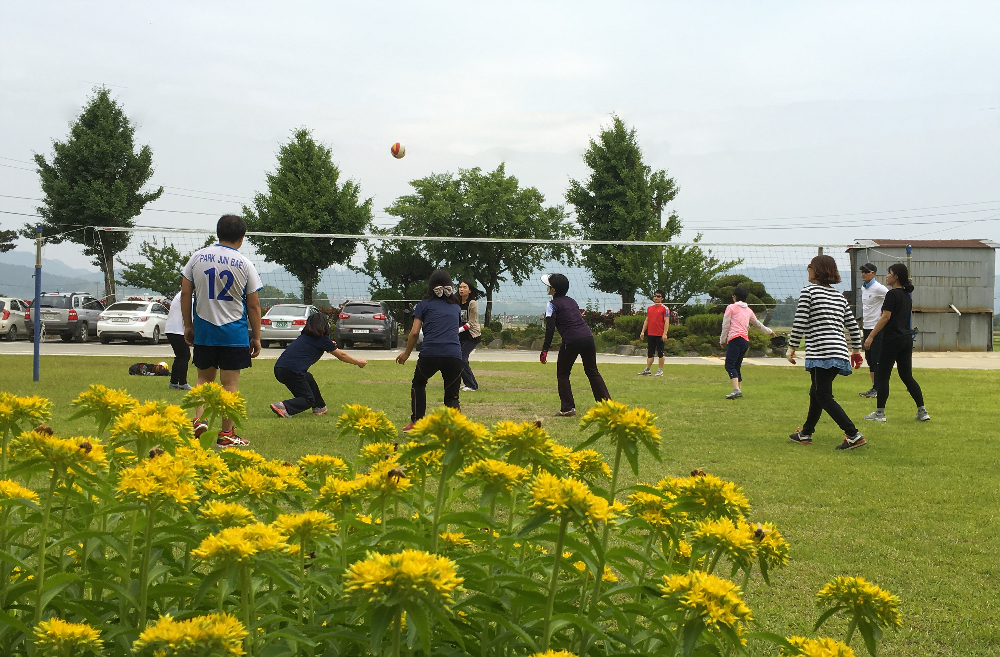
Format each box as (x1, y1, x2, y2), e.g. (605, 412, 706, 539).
(1, 1, 998, 269)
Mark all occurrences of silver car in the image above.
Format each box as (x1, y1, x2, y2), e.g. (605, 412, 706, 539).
(27, 292, 103, 342)
(334, 301, 397, 349)
(0, 297, 28, 341)
(260, 304, 321, 348)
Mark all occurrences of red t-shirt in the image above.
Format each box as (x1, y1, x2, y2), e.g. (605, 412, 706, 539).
(646, 304, 668, 336)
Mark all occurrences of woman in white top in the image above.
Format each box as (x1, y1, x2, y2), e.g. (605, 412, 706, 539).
(165, 290, 191, 390)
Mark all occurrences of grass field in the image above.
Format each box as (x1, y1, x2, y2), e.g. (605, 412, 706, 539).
(1, 353, 998, 656)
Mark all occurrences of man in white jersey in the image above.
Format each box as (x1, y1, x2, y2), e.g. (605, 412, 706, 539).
(858, 262, 888, 398)
(181, 214, 263, 447)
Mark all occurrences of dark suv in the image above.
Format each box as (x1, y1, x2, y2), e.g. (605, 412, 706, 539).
(26, 292, 104, 342)
(334, 301, 397, 349)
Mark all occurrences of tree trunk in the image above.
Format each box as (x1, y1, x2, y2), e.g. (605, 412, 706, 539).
(621, 290, 636, 315)
(484, 287, 493, 327)
(303, 279, 314, 305)
(102, 253, 117, 303)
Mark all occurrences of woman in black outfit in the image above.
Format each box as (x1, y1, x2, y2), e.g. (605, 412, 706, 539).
(863, 263, 929, 422)
(539, 273, 610, 417)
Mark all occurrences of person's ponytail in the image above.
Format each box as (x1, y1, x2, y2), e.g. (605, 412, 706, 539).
(888, 263, 914, 293)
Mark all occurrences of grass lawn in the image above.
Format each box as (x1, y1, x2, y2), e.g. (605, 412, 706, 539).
(1, 353, 998, 655)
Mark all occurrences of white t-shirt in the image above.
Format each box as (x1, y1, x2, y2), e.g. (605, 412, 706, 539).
(861, 279, 889, 330)
(165, 291, 186, 335)
(181, 244, 263, 347)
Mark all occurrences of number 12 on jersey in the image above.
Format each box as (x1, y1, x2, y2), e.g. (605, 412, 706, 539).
(204, 268, 236, 301)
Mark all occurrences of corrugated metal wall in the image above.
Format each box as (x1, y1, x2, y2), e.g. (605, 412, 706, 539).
(848, 245, 996, 351)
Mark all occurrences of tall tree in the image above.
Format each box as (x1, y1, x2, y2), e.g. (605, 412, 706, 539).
(243, 129, 372, 304)
(356, 228, 438, 300)
(641, 233, 741, 307)
(24, 87, 162, 301)
(566, 115, 678, 313)
(0, 230, 16, 253)
(385, 164, 574, 324)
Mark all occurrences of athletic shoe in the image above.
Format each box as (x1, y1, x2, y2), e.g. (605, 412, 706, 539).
(401, 422, 415, 433)
(788, 428, 812, 445)
(169, 383, 191, 391)
(270, 402, 290, 418)
(555, 409, 577, 417)
(835, 432, 867, 450)
(460, 385, 476, 392)
(637, 368, 651, 376)
(192, 418, 208, 438)
(312, 406, 328, 415)
(859, 388, 877, 398)
(216, 430, 250, 448)
(654, 369, 664, 377)
(915, 408, 931, 422)
(864, 410, 886, 422)
(725, 390, 743, 399)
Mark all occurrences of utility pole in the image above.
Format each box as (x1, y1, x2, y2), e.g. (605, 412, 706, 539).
(33, 224, 42, 382)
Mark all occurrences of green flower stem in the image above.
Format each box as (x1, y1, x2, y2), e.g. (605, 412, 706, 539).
(240, 563, 253, 656)
(740, 568, 751, 595)
(1, 428, 9, 476)
(391, 606, 403, 657)
(417, 466, 427, 514)
(33, 471, 61, 624)
(381, 496, 388, 538)
(480, 498, 499, 657)
(845, 617, 858, 645)
(430, 468, 451, 553)
(340, 510, 349, 569)
(120, 510, 138, 625)
(298, 539, 308, 627)
(542, 515, 570, 652)
(137, 500, 159, 630)
(629, 532, 657, 636)
(0, 506, 10, 608)
(581, 442, 623, 655)
(707, 549, 723, 575)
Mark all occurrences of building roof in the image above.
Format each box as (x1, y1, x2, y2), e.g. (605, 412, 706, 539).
(856, 239, 996, 250)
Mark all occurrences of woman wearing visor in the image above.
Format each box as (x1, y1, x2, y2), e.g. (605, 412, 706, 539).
(396, 269, 465, 431)
(539, 273, 611, 417)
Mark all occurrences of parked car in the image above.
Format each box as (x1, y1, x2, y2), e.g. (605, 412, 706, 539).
(26, 292, 104, 342)
(260, 304, 320, 348)
(97, 301, 169, 344)
(334, 301, 398, 349)
(0, 297, 29, 341)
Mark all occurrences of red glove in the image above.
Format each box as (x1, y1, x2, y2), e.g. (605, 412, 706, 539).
(851, 353, 864, 369)
(539, 351, 547, 364)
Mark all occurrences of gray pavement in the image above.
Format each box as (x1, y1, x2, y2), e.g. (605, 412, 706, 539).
(0, 339, 998, 369)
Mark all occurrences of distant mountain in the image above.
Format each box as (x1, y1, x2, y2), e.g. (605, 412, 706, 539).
(0, 251, 104, 281)
(0, 262, 104, 299)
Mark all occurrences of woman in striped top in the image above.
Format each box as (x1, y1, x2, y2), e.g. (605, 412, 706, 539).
(787, 255, 866, 450)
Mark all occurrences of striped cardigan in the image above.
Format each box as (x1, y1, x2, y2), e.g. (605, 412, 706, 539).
(789, 284, 862, 360)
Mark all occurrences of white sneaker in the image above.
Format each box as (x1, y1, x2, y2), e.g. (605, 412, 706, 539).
(460, 385, 476, 392)
(637, 368, 651, 376)
(864, 410, 886, 422)
(654, 369, 663, 377)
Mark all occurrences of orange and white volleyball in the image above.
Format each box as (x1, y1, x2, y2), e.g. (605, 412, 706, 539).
(390, 142, 405, 159)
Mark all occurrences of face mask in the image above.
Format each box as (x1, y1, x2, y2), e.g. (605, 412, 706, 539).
(433, 285, 453, 298)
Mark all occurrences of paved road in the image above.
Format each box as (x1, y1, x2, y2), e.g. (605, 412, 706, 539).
(1, 339, 998, 369)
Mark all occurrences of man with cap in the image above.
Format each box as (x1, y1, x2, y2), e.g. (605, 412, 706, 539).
(858, 263, 888, 398)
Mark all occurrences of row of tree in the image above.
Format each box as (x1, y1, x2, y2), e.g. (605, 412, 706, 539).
(18, 88, 740, 313)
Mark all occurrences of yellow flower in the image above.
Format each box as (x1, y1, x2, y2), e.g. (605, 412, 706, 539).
(531, 652, 578, 657)
(298, 454, 349, 479)
(109, 404, 185, 453)
(359, 441, 397, 463)
(753, 522, 790, 569)
(274, 510, 338, 542)
(568, 449, 612, 479)
(191, 523, 290, 563)
(132, 612, 247, 656)
(691, 517, 758, 570)
(409, 407, 490, 464)
(33, 617, 103, 655)
(361, 457, 413, 497)
(316, 476, 368, 512)
(438, 532, 473, 549)
(491, 420, 551, 466)
(782, 636, 857, 657)
(356, 513, 380, 525)
(628, 489, 687, 532)
(13, 430, 108, 474)
(545, 441, 573, 469)
(399, 440, 444, 473)
(570, 561, 617, 582)
(337, 404, 396, 445)
(0, 478, 39, 502)
(0, 394, 53, 442)
(461, 459, 530, 492)
(219, 447, 266, 467)
(117, 452, 198, 508)
(661, 473, 751, 520)
(229, 467, 285, 499)
(816, 576, 902, 629)
(580, 400, 662, 456)
(529, 472, 618, 530)
(182, 382, 247, 427)
(199, 501, 255, 528)
(68, 385, 133, 434)
(660, 571, 753, 631)
(344, 549, 464, 607)
(258, 459, 308, 491)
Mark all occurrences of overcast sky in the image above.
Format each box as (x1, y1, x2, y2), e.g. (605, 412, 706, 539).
(1, 1, 998, 269)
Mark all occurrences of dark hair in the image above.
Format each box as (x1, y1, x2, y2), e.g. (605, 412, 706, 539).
(458, 280, 482, 300)
(547, 273, 569, 296)
(808, 254, 841, 285)
(217, 214, 247, 242)
(887, 263, 914, 293)
(424, 269, 459, 303)
(732, 285, 749, 302)
(302, 312, 331, 338)
(653, 289, 665, 298)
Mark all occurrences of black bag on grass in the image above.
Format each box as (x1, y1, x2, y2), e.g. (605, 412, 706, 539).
(128, 362, 170, 376)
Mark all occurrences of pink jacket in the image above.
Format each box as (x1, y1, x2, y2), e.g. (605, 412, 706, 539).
(721, 302, 772, 343)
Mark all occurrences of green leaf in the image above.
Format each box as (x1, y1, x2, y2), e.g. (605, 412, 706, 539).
(40, 572, 80, 609)
(682, 617, 706, 657)
(623, 441, 641, 476)
(813, 605, 844, 632)
(369, 604, 394, 654)
(517, 512, 553, 537)
(403, 601, 432, 655)
(858, 618, 879, 657)
(574, 431, 605, 451)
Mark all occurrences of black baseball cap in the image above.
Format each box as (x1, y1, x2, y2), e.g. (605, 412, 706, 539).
(859, 263, 877, 273)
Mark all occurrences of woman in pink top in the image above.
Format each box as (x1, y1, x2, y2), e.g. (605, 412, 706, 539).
(719, 285, 773, 399)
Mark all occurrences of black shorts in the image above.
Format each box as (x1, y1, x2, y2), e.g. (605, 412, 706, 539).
(193, 344, 253, 371)
(647, 335, 665, 358)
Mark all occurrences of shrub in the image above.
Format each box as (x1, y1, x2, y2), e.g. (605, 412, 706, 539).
(663, 337, 684, 356)
(686, 313, 724, 336)
(487, 320, 503, 332)
(682, 335, 701, 351)
(708, 275, 776, 314)
(500, 328, 515, 343)
(748, 327, 771, 352)
(614, 313, 647, 339)
(666, 324, 689, 341)
(480, 327, 494, 345)
(519, 336, 536, 348)
(581, 309, 622, 331)
(598, 329, 632, 346)
(676, 302, 713, 320)
(697, 342, 717, 356)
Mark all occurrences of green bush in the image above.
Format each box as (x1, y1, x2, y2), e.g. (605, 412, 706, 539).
(685, 313, 724, 336)
(682, 335, 701, 351)
(500, 328, 515, 343)
(748, 327, 770, 352)
(666, 324, 688, 340)
(676, 302, 713, 319)
(598, 329, 632, 346)
(697, 342, 717, 356)
(613, 313, 647, 339)
(663, 337, 684, 356)
(487, 320, 503, 332)
(480, 327, 494, 345)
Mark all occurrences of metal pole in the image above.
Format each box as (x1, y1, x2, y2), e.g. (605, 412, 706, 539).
(818, 246, 823, 256)
(33, 225, 42, 382)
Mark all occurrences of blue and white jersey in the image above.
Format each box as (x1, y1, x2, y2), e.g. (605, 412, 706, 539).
(181, 244, 263, 347)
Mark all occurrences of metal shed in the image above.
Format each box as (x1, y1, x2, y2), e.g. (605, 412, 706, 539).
(848, 239, 998, 352)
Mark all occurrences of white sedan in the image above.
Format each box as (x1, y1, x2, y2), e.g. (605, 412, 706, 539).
(97, 301, 169, 345)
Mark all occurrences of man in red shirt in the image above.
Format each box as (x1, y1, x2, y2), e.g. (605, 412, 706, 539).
(638, 290, 669, 376)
